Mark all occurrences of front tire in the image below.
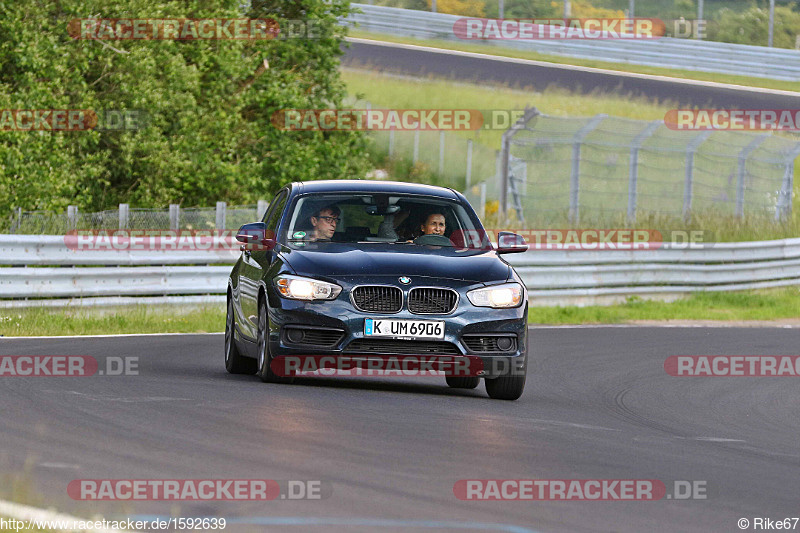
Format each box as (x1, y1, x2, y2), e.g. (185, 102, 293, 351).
(256, 296, 292, 384)
(446, 376, 480, 389)
(225, 296, 256, 375)
(484, 374, 526, 401)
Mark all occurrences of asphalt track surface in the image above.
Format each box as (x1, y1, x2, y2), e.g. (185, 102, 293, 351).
(1, 328, 799, 532)
(342, 39, 800, 109)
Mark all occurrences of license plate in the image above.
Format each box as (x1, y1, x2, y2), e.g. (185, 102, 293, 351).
(364, 318, 445, 339)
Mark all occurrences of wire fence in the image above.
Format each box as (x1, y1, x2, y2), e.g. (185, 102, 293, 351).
(498, 112, 800, 225)
(8, 202, 270, 234)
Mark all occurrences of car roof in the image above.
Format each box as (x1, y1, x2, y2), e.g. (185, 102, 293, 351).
(292, 180, 458, 199)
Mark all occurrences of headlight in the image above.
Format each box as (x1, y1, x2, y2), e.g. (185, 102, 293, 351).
(467, 282, 523, 308)
(275, 275, 342, 301)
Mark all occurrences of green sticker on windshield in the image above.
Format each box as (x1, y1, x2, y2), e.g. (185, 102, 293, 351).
(292, 231, 306, 239)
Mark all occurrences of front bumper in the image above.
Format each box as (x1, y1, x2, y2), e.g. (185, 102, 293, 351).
(266, 276, 528, 378)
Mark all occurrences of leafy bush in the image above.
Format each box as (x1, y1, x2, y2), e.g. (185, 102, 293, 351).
(0, 0, 369, 217)
(426, 0, 486, 16)
(570, 0, 624, 18)
(709, 4, 800, 48)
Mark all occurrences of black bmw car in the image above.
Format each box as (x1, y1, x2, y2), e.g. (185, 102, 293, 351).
(224, 180, 530, 400)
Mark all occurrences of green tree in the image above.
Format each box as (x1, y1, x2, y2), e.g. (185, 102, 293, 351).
(0, 0, 368, 218)
(709, 4, 800, 48)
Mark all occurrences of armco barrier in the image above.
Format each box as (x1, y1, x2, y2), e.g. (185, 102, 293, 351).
(0, 266, 230, 299)
(1, 235, 799, 307)
(345, 4, 800, 81)
(0, 234, 238, 265)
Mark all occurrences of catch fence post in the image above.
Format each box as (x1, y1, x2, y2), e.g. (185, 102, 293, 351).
(736, 135, 768, 218)
(627, 120, 661, 222)
(500, 107, 539, 221)
(776, 144, 800, 221)
(682, 131, 711, 220)
(119, 203, 129, 230)
(67, 205, 78, 230)
(169, 204, 180, 231)
(569, 114, 606, 224)
(216, 201, 227, 230)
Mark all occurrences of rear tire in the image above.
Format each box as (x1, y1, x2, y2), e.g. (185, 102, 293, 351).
(256, 296, 293, 384)
(445, 376, 480, 389)
(484, 374, 526, 401)
(225, 296, 257, 375)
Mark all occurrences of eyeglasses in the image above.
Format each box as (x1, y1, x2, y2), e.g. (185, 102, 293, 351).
(317, 215, 339, 224)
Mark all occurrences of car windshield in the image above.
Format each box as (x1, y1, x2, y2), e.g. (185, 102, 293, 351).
(283, 193, 491, 249)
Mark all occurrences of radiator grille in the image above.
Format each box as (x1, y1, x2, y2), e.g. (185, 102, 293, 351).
(408, 288, 458, 314)
(352, 286, 403, 313)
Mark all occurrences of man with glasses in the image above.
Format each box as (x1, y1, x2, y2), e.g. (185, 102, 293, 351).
(308, 205, 341, 242)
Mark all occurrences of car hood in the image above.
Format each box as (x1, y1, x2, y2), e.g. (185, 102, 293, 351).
(280, 242, 509, 283)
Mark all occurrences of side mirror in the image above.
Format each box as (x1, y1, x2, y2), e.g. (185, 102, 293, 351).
(496, 231, 528, 254)
(236, 222, 276, 250)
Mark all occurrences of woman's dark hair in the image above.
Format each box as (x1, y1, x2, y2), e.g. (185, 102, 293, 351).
(421, 209, 446, 223)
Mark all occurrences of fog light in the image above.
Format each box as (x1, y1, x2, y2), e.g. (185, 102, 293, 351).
(286, 329, 305, 343)
(496, 337, 514, 351)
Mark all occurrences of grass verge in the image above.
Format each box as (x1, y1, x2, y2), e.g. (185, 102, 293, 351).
(347, 30, 800, 92)
(0, 304, 225, 337)
(342, 67, 677, 150)
(529, 287, 800, 324)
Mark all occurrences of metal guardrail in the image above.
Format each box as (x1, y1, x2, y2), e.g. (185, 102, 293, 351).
(346, 4, 800, 81)
(0, 266, 230, 299)
(0, 235, 238, 265)
(1, 235, 799, 307)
